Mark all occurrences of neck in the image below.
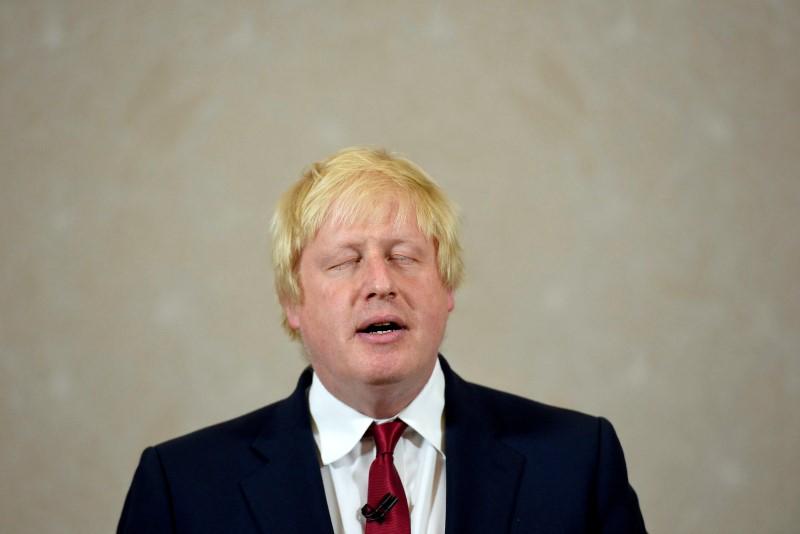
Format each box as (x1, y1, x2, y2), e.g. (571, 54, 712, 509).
(314, 362, 436, 419)
(331, 380, 424, 419)
(357, 385, 422, 419)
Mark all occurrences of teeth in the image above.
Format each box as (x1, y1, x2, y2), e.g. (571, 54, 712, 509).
(360, 321, 401, 334)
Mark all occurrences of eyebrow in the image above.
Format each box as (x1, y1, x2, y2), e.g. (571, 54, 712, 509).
(338, 236, 426, 250)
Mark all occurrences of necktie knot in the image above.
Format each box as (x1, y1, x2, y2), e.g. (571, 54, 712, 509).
(371, 420, 407, 456)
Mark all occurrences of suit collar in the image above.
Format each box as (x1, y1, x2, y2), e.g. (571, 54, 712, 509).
(240, 368, 335, 534)
(309, 357, 446, 465)
(441, 356, 526, 534)
(238, 357, 525, 534)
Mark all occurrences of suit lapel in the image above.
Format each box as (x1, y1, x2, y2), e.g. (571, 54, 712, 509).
(441, 357, 525, 534)
(240, 368, 334, 534)
(237, 359, 525, 534)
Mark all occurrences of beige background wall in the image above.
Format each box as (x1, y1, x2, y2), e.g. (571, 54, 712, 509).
(2, 2, 798, 533)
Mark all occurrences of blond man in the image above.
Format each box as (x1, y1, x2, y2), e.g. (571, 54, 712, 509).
(119, 147, 646, 534)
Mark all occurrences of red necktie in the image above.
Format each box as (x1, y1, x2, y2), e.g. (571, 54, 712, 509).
(363, 420, 411, 534)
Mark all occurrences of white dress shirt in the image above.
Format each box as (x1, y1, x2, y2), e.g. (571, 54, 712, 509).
(309, 359, 446, 534)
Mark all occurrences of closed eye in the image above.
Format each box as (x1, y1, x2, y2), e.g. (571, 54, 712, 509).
(389, 254, 415, 265)
(328, 258, 360, 271)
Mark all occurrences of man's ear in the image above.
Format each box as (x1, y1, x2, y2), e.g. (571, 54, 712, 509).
(282, 299, 302, 330)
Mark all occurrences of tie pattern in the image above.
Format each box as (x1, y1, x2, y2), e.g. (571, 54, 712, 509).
(364, 420, 411, 534)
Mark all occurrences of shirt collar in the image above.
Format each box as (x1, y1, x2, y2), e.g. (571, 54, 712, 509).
(309, 358, 445, 465)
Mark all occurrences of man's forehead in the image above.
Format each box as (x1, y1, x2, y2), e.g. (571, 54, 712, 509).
(315, 208, 428, 246)
(325, 193, 411, 226)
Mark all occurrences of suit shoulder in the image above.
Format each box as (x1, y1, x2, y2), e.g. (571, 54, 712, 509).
(466, 380, 603, 439)
(156, 403, 273, 453)
(154, 369, 312, 459)
(151, 385, 306, 477)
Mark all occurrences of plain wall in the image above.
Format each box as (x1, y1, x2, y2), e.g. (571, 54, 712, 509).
(1, 2, 798, 532)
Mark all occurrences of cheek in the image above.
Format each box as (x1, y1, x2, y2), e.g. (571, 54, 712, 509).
(306, 287, 351, 325)
(418, 288, 453, 324)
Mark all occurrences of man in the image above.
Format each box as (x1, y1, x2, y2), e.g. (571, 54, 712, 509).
(118, 147, 646, 533)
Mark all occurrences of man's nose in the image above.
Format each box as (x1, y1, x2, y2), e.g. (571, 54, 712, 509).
(363, 256, 396, 300)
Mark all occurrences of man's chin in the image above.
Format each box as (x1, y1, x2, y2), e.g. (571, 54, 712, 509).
(356, 355, 434, 390)
(353, 358, 417, 389)
(359, 367, 407, 387)
(364, 375, 404, 388)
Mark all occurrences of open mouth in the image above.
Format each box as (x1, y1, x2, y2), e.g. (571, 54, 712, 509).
(357, 321, 406, 335)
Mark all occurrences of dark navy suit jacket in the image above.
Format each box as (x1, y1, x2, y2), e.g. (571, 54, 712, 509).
(118, 357, 646, 533)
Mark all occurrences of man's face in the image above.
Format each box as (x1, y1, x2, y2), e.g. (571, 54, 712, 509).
(284, 201, 454, 410)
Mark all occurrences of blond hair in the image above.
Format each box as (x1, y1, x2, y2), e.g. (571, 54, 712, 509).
(271, 146, 463, 338)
